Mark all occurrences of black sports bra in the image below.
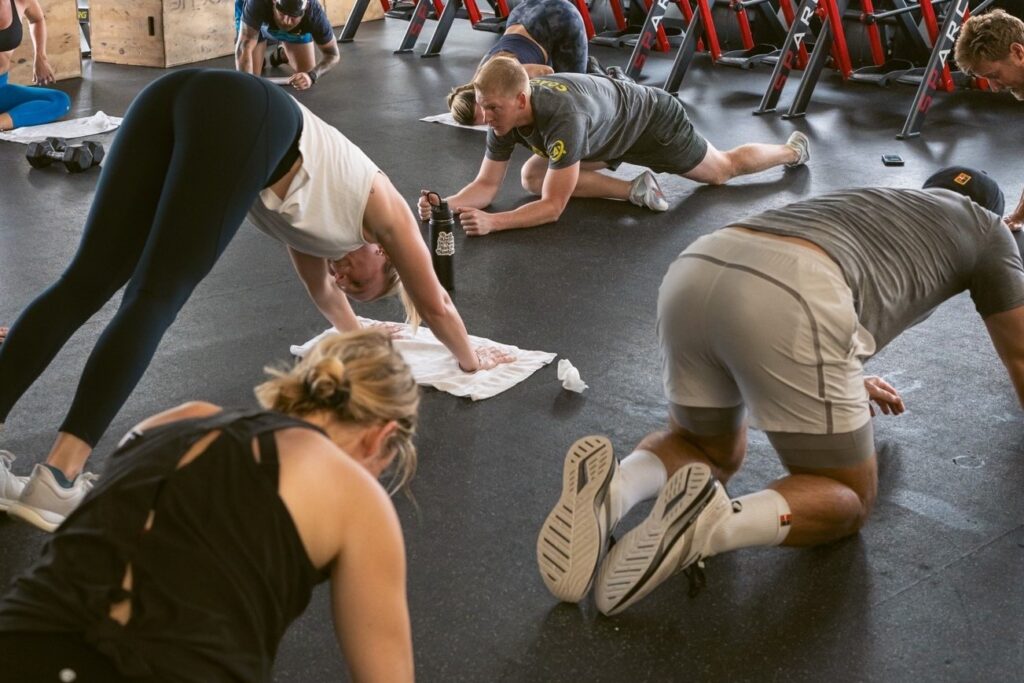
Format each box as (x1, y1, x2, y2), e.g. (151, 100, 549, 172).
(0, 0, 23, 53)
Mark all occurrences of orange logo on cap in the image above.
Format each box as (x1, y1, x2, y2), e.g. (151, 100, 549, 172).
(954, 172, 972, 186)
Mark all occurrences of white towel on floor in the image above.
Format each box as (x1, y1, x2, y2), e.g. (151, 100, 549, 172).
(0, 111, 123, 144)
(420, 112, 489, 132)
(291, 318, 556, 400)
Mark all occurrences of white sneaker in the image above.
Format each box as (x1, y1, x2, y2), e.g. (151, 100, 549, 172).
(537, 436, 618, 602)
(785, 131, 810, 167)
(629, 171, 669, 212)
(594, 462, 731, 615)
(8, 464, 98, 532)
(0, 451, 29, 512)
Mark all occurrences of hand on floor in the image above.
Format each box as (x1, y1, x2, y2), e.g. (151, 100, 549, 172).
(458, 208, 497, 236)
(865, 375, 905, 416)
(0, 326, 7, 345)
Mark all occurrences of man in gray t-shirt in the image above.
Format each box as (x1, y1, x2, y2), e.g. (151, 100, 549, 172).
(535, 166, 1024, 616)
(417, 58, 809, 235)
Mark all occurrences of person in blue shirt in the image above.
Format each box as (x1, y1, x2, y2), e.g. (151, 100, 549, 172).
(235, 0, 339, 90)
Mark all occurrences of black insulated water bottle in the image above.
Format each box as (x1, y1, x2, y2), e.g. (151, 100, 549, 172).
(426, 191, 455, 292)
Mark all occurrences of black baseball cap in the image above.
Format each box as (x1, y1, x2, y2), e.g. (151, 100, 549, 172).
(274, 0, 308, 17)
(922, 166, 1005, 216)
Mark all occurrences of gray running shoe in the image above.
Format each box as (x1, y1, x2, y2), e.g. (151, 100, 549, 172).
(537, 436, 618, 603)
(629, 170, 669, 212)
(785, 131, 810, 167)
(8, 464, 98, 532)
(594, 462, 731, 615)
(0, 451, 28, 512)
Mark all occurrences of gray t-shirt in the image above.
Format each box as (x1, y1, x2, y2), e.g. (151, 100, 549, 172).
(734, 187, 1024, 352)
(485, 74, 666, 169)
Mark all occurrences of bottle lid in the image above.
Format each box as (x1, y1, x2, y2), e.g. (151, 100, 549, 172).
(429, 193, 453, 221)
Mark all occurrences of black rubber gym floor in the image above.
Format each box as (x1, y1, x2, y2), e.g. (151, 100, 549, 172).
(1, 15, 1023, 683)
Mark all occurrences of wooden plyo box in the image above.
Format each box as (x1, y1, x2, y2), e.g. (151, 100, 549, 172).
(323, 0, 383, 27)
(9, 0, 81, 85)
(90, 0, 234, 68)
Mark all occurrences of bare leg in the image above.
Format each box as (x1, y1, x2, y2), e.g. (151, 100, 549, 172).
(283, 42, 317, 73)
(520, 156, 631, 199)
(636, 418, 748, 483)
(770, 456, 877, 546)
(683, 140, 799, 186)
(45, 433, 92, 480)
(633, 419, 875, 546)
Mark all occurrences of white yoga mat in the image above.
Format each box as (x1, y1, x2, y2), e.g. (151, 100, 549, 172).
(420, 112, 489, 132)
(0, 111, 123, 144)
(291, 318, 556, 401)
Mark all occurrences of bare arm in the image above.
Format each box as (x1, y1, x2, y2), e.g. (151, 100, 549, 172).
(523, 63, 555, 77)
(235, 23, 261, 73)
(288, 38, 340, 90)
(330, 474, 413, 683)
(124, 401, 222, 440)
(1007, 186, 1024, 230)
(459, 162, 579, 235)
(22, 0, 53, 85)
(366, 174, 480, 370)
(288, 247, 362, 333)
(312, 38, 340, 80)
(984, 305, 1024, 408)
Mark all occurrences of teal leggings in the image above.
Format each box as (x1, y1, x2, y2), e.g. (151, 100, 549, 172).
(0, 71, 70, 127)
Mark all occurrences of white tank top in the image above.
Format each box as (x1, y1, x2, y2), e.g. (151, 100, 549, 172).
(247, 99, 380, 259)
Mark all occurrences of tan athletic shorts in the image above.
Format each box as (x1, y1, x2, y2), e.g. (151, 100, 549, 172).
(658, 228, 878, 469)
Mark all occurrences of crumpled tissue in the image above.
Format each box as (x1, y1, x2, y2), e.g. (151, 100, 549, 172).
(557, 359, 588, 393)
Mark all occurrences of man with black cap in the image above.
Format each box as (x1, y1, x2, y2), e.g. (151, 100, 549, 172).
(535, 166, 1024, 616)
(235, 0, 339, 90)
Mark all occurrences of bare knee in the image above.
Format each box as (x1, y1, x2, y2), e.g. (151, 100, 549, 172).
(637, 423, 746, 483)
(685, 148, 735, 186)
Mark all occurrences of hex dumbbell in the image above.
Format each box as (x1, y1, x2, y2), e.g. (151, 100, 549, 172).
(26, 138, 105, 173)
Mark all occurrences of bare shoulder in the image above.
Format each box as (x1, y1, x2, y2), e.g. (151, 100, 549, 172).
(133, 401, 222, 433)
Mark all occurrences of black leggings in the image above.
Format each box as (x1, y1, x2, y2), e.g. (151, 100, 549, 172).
(0, 69, 302, 446)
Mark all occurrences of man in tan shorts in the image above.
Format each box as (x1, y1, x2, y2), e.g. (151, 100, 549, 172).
(536, 166, 1024, 614)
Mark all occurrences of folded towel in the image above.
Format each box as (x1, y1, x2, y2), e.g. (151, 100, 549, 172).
(291, 318, 556, 400)
(0, 111, 124, 144)
(420, 112, 490, 132)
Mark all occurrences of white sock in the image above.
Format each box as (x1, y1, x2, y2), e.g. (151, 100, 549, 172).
(704, 489, 791, 557)
(608, 449, 667, 522)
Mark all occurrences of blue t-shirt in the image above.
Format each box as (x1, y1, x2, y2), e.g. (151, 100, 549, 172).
(241, 0, 334, 44)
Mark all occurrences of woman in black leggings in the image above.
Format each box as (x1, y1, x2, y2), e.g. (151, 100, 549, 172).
(0, 68, 510, 531)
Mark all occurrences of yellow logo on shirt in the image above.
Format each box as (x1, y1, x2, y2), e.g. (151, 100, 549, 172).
(531, 79, 569, 93)
(548, 140, 566, 162)
(529, 145, 548, 158)
(954, 172, 972, 186)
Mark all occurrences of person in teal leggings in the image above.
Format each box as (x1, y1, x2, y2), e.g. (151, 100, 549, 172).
(0, 0, 70, 131)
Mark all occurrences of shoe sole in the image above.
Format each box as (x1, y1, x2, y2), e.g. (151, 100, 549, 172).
(595, 463, 716, 615)
(536, 436, 616, 603)
(7, 502, 61, 532)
